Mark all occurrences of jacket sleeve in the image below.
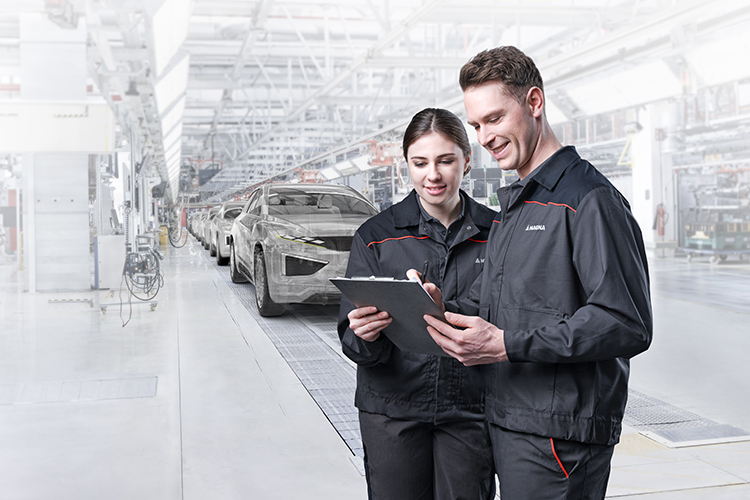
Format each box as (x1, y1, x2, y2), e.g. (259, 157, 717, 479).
(337, 231, 395, 366)
(505, 187, 653, 363)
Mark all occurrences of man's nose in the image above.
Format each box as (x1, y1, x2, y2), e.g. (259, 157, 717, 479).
(476, 126, 490, 147)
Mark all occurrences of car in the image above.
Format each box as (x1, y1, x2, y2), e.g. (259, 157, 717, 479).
(187, 210, 201, 236)
(227, 183, 378, 316)
(202, 206, 221, 249)
(191, 211, 207, 241)
(210, 201, 246, 264)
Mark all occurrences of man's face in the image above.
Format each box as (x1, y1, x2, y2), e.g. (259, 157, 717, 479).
(464, 82, 540, 179)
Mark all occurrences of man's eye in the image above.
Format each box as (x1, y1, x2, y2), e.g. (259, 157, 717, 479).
(413, 162, 426, 167)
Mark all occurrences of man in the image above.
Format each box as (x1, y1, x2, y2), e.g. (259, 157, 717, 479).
(420, 46, 653, 499)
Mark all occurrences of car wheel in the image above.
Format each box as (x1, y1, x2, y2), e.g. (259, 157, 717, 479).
(209, 239, 217, 256)
(254, 251, 285, 317)
(216, 243, 229, 266)
(229, 244, 247, 283)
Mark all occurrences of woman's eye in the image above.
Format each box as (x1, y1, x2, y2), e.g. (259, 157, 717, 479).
(413, 162, 426, 167)
(440, 159, 455, 165)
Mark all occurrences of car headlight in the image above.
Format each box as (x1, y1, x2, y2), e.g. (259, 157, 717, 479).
(277, 234, 326, 247)
(275, 233, 353, 251)
(273, 232, 331, 276)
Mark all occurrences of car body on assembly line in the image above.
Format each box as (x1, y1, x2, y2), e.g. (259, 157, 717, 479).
(210, 201, 246, 264)
(228, 183, 378, 316)
(190, 211, 207, 240)
(202, 206, 221, 250)
(188, 210, 205, 237)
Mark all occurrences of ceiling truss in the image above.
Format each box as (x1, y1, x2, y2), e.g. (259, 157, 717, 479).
(2, 0, 749, 201)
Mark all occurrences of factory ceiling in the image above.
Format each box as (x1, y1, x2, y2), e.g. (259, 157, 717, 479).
(1, 0, 749, 202)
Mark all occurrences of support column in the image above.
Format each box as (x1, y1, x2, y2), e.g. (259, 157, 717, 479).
(22, 153, 36, 292)
(630, 102, 678, 258)
(20, 13, 90, 292)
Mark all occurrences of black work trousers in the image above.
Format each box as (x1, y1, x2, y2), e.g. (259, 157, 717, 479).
(490, 423, 615, 500)
(359, 410, 495, 500)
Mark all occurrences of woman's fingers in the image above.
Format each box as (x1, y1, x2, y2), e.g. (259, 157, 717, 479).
(348, 306, 391, 341)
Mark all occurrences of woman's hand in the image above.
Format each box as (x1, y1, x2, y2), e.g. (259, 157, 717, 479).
(406, 268, 444, 313)
(347, 306, 392, 342)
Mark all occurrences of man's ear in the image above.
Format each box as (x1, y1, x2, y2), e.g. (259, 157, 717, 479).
(526, 87, 545, 118)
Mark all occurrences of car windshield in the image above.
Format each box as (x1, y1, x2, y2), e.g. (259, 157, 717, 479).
(223, 208, 242, 220)
(267, 189, 377, 217)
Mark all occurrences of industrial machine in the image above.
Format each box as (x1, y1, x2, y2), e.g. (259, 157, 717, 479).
(678, 168, 750, 262)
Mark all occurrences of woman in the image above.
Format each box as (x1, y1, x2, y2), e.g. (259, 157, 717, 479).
(338, 108, 496, 499)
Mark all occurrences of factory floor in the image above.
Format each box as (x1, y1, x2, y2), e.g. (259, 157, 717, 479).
(0, 238, 749, 499)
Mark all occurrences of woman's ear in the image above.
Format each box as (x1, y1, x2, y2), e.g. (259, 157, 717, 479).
(464, 155, 472, 177)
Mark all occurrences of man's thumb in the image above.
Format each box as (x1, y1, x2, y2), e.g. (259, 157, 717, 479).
(445, 311, 470, 327)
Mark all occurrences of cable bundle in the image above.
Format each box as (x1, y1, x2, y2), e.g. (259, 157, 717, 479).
(124, 250, 164, 301)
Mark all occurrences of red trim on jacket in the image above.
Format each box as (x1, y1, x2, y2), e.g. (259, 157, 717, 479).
(366, 235, 430, 248)
(524, 200, 577, 212)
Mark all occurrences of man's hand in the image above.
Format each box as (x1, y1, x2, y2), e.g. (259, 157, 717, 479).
(347, 306, 391, 342)
(424, 312, 508, 366)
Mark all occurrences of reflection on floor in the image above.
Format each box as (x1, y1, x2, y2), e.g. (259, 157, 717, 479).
(0, 242, 749, 498)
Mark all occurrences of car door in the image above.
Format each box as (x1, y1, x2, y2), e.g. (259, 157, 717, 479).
(245, 187, 267, 277)
(235, 188, 263, 271)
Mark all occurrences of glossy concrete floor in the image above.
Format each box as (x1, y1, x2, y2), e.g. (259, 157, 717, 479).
(0, 240, 749, 499)
(0, 242, 366, 499)
(611, 252, 750, 498)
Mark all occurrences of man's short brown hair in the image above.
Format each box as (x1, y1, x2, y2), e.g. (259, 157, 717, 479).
(459, 46, 544, 104)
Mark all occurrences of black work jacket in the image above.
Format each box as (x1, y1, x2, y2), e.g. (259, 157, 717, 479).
(475, 146, 653, 445)
(338, 190, 496, 424)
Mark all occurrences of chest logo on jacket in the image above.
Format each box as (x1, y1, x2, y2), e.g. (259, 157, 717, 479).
(475, 257, 485, 264)
(525, 224, 546, 231)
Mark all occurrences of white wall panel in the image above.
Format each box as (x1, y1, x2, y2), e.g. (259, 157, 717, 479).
(27, 154, 91, 292)
(0, 102, 115, 153)
(19, 13, 87, 101)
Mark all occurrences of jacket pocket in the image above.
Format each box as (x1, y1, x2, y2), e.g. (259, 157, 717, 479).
(360, 350, 434, 404)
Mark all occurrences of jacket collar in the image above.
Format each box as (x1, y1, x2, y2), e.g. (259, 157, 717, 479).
(393, 189, 494, 230)
(498, 145, 581, 213)
(392, 189, 422, 228)
(527, 145, 580, 192)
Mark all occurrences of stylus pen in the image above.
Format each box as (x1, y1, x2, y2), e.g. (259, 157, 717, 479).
(421, 260, 429, 283)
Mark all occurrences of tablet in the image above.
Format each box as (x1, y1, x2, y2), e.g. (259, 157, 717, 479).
(331, 277, 450, 357)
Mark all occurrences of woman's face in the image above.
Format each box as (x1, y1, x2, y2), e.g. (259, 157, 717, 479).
(407, 131, 469, 215)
